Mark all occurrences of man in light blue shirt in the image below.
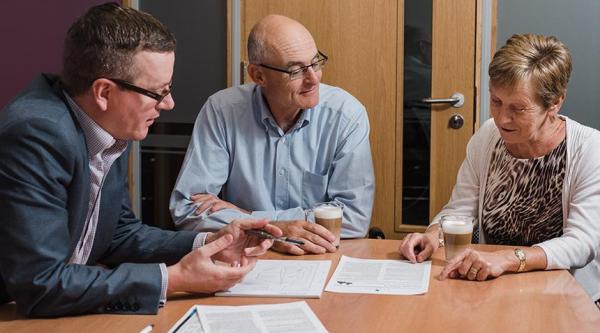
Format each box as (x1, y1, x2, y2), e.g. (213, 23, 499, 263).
(170, 15, 375, 255)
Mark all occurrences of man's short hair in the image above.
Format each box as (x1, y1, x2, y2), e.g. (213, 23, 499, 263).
(61, 2, 176, 96)
(247, 22, 269, 64)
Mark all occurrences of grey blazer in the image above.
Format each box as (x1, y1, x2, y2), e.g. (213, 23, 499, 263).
(0, 74, 197, 317)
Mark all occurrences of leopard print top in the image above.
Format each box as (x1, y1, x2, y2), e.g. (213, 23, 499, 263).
(482, 138, 566, 246)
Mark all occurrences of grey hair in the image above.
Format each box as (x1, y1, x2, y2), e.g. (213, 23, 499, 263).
(247, 25, 267, 64)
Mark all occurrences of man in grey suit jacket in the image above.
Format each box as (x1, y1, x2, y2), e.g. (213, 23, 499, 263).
(0, 3, 280, 317)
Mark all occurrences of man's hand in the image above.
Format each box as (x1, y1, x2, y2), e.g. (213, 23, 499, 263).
(270, 220, 337, 255)
(191, 193, 250, 215)
(398, 230, 439, 263)
(167, 219, 282, 295)
(167, 234, 254, 295)
(206, 219, 282, 263)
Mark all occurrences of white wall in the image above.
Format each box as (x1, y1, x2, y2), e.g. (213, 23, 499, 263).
(497, 0, 600, 130)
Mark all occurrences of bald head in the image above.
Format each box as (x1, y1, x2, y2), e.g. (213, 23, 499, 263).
(247, 15, 316, 64)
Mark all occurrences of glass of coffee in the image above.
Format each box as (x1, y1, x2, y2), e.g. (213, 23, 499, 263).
(440, 215, 475, 261)
(306, 202, 344, 247)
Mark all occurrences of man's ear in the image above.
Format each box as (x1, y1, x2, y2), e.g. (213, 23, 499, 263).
(90, 78, 114, 111)
(247, 64, 266, 86)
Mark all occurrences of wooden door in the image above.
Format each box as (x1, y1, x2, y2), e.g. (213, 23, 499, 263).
(232, 0, 481, 239)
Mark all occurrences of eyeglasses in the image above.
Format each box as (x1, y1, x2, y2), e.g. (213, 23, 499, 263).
(108, 78, 172, 104)
(259, 51, 328, 80)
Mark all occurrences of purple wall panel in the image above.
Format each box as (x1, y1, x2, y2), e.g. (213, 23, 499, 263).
(0, 0, 120, 108)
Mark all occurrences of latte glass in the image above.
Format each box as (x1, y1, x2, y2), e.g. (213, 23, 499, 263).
(306, 202, 344, 247)
(440, 215, 475, 261)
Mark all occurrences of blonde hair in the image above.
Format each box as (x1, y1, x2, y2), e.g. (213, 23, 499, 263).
(489, 33, 572, 108)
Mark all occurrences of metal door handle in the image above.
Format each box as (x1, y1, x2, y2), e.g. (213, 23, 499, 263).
(422, 92, 464, 108)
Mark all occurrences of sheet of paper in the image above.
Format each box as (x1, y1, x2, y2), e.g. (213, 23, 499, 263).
(195, 301, 328, 333)
(215, 260, 332, 298)
(167, 306, 204, 333)
(325, 255, 431, 295)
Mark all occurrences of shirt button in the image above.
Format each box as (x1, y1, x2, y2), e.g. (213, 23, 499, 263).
(279, 169, 285, 176)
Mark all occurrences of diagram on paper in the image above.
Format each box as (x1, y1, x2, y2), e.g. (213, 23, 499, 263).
(216, 260, 332, 298)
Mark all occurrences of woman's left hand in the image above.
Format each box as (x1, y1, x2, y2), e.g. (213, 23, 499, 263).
(438, 249, 515, 281)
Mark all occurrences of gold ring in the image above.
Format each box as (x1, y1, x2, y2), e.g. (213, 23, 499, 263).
(469, 267, 479, 275)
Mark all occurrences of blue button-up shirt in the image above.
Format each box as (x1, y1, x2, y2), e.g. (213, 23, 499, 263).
(170, 83, 375, 238)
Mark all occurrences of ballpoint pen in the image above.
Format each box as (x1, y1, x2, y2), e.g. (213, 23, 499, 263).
(139, 324, 153, 333)
(247, 229, 305, 246)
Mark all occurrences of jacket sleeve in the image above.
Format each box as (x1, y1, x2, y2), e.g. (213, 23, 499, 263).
(99, 152, 198, 266)
(0, 117, 162, 317)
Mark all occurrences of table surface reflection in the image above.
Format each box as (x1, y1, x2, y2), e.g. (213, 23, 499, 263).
(0, 239, 598, 332)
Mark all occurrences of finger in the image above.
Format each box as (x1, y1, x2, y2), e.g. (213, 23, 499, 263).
(415, 240, 435, 263)
(244, 239, 274, 256)
(196, 198, 218, 214)
(210, 202, 230, 213)
(456, 249, 476, 277)
(440, 251, 469, 278)
(476, 264, 490, 281)
(296, 239, 328, 254)
(199, 234, 234, 257)
(262, 223, 283, 237)
(237, 259, 256, 274)
(234, 218, 270, 231)
(272, 242, 305, 256)
(304, 232, 336, 253)
(467, 256, 485, 281)
(191, 193, 213, 201)
(302, 223, 335, 242)
(399, 235, 418, 263)
(466, 266, 479, 281)
(214, 266, 253, 291)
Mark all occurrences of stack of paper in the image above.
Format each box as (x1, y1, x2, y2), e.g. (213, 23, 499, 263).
(168, 301, 328, 333)
(216, 259, 332, 298)
(325, 255, 431, 295)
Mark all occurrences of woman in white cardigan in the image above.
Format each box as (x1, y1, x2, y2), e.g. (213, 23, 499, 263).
(399, 33, 600, 305)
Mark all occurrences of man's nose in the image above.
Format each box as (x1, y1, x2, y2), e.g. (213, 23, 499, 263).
(303, 66, 320, 83)
(157, 93, 175, 111)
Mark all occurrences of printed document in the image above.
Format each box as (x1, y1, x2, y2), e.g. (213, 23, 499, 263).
(216, 259, 332, 298)
(325, 255, 431, 295)
(168, 301, 328, 333)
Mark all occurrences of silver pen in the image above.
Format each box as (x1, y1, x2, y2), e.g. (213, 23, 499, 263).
(247, 229, 305, 246)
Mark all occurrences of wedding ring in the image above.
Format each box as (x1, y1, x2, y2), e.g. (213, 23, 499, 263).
(469, 267, 479, 275)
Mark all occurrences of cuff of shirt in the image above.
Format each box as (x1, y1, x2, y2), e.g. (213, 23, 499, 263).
(159, 232, 207, 307)
(159, 263, 168, 307)
(193, 232, 209, 250)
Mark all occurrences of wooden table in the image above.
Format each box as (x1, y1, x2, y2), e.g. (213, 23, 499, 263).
(1, 239, 599, 332)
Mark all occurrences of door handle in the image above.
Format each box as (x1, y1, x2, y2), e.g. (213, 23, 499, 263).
(421, 92, 464, 108)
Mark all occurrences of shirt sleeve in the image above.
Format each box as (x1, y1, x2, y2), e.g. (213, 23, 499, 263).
(158, 232, 208, 306)
(325, 105, 375, 238)
(169, 97, 238, 231)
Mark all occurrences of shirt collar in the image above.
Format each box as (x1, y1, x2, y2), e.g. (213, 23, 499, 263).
(253, 85, 312, 134)
(64, 92, 128, 157)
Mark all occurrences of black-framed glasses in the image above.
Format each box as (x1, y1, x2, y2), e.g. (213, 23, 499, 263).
(108, 78, 172, 104)
(259, 51, 328, 80)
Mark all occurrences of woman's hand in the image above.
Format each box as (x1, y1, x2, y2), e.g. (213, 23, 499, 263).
(439, 248, 518, 281)
(399, 231, 439, 263)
